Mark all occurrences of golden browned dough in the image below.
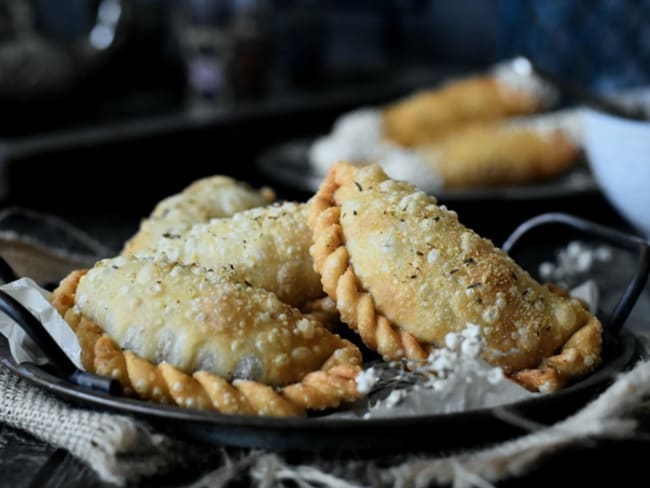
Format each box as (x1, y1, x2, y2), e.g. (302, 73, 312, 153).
(51, 256, 362, 416)
(123, 175, 275, 255)
(308, 162, 602, 392)
(417, 124, 579, 188)
(150, 202, 323, 308)
(382, 76, 542, 147)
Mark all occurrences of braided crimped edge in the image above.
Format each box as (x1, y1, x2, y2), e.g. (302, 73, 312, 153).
(510, 284, 602, 392)
(51, 270, 363, 417)
(307, 164, 431, 364)
(307, 163, 602, 392)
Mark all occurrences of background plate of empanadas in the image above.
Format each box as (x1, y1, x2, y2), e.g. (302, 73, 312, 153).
(256, 134, 597, 202)
(257, 59, 599, 202)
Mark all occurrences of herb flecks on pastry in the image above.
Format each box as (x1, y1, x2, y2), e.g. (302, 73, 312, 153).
(151, 202, 323, 308)
(51, 256, 362, 416)
(308, 162, 602, 392)
(123, 175, 275, 255)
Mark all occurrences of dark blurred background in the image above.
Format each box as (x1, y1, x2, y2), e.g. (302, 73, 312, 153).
(0, 0, 649, 248)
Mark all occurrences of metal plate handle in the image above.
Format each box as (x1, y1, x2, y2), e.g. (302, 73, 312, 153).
(503, 212, 650, 336)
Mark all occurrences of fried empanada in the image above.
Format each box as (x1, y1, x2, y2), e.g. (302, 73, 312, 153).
(416, 123, 579, 188)
(51, 256, 362, 416)
(151, 202, 323, 308)
(309, 66, 564, 190)
(308, 162, 602, 392)
(382, 71, 548, 147)
(123, 175, 275, 255)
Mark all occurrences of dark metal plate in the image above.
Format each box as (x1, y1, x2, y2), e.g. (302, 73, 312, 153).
(0, 331, 638, 453)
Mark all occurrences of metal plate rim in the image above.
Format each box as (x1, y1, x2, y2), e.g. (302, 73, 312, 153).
(0, 332, 638, 451)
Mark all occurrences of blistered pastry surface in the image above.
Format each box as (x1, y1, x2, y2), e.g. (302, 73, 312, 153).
(123, 175, 274, 255)
(53, 260, 363, 416)
(382, 76, 541, 147)
(309, 163, 601, 375)
(75, 255, 338, 386)
(152, 202, 323, 307)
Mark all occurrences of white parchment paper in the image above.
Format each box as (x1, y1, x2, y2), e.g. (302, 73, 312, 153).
(0, 278, 83, 369)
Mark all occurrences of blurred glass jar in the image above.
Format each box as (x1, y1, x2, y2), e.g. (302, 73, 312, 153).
(0, 0, 126, 102)
(498, 0, 650, 91)
(172, 0, 272, 104)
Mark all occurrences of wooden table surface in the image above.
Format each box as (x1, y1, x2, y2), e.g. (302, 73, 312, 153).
(3, 420, 650, 487)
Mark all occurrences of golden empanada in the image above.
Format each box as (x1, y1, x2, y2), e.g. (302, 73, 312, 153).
(382, 73, 545, 147)
(123, 175, 275, 255)
(416, 123, 578, 188)
(309, 69, 567, 190)
(151, 202, 323, 308)
(51, 256, 362, 416)
(308, 162, 602, 392)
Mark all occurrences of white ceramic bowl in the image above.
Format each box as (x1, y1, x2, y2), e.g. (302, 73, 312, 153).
(582, 95, 650, 239)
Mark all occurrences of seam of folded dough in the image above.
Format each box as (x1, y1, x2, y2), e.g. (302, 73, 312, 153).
(123, 175, 275, 255)
(51, 265, 362, 417)
(382, 75, 544, 148)
(149, 202, 323, 308)
(308, 166, 431, 363)
(307, 162, 602, 392)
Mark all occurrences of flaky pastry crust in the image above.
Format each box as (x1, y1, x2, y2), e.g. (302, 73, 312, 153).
(417, 125, 578, 188)
(382, 76, 541, 147)
(123, 175, 275, 255)
(308, 162, 602, 392)
(51, 257, 362, 416)
(150, 202, 323, 308)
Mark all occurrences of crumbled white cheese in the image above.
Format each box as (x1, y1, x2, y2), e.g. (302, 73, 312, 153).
(427, 248, 440, 264)
(347, 324, 532, 419)
(538, 241, 612, 286)
(444, 332, 459, 350)
(491, 58, 558, 108)
(308, 108, 443, 190)
(355, 367, 379, 395)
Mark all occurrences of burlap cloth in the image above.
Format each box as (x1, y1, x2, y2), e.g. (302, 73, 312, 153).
(2, 355, 650, 487)
(1, 209, 650, 487)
